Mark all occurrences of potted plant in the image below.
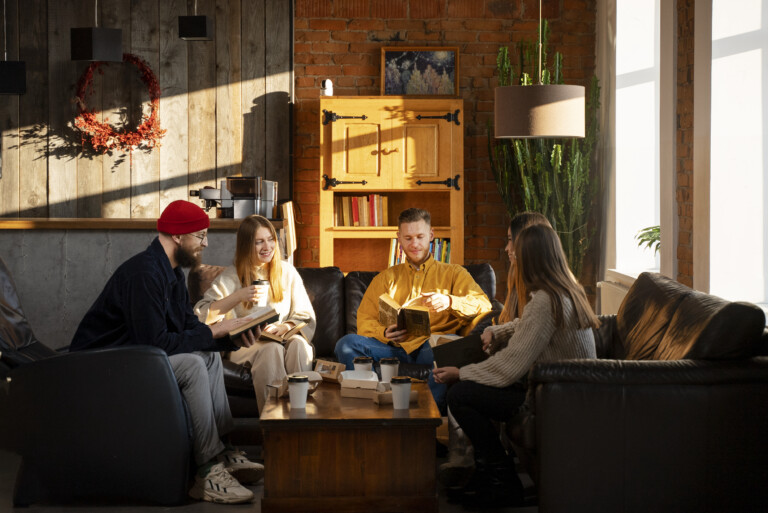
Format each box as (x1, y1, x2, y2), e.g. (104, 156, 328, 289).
(489, 21, 600, 280)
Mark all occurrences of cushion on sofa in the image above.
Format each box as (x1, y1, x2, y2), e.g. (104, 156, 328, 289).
(618, 272, 691, 360)
(658, 292, 766, 360)
(296, 266, 345, 358)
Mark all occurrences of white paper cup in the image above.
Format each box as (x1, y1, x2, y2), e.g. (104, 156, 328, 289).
(287, 375, 309, 409)
(390, 376, 412, 409)
(379, 358, 399, 383)
(353, 356, 373, 372)
(252, 280, 269, 307)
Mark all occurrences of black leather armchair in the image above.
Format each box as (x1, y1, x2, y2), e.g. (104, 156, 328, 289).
(511, 272, 768, 513)
(0, 257, 191, 506)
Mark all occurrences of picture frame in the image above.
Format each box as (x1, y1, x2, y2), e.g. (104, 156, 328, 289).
(381, 46, 459, 96)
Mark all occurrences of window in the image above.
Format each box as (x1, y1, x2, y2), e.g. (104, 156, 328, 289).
(695, 0, 767, 310)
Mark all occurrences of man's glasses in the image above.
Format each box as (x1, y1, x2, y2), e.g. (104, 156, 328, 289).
(189, 232, 208, 245)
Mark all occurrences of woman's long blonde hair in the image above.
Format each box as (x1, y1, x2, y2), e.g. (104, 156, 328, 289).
(235, 215, 284, 308)
(513, 224, 599, 329)
(498, 212, 551, 323)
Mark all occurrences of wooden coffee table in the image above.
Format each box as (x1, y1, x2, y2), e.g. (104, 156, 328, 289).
(259, 382, 441, 513)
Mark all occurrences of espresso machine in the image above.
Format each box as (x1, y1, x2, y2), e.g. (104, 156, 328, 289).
(190, 177, 278, 219)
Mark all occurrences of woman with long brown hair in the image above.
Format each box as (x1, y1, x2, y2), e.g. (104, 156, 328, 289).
(195, 215, 316, 413)
(434, 223, 598, 507)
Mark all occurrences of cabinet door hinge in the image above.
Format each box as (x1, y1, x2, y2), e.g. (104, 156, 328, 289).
(323, 174, 368, 190)
(322, 110, 368, 125)
(416, 174, 461, 191)
(415, 109, 461, 126)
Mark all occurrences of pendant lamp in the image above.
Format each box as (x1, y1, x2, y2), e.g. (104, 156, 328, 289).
(71, 0, 122, 62)
(494, 0, 585, 138)
(179, 0, 213, 41)
(1, 0, 25, 94)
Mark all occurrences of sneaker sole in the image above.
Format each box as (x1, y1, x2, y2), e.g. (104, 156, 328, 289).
(189, 486, 254, 504)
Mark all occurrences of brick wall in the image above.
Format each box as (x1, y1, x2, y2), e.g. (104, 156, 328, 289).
(293, 0, 597, 300)
(676, 0, 694, 288)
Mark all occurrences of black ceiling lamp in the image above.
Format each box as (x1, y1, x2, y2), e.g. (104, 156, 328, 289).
(70, 0, 122, 62)
(1, 0, 25, 95)
(179, 0, 213, 41)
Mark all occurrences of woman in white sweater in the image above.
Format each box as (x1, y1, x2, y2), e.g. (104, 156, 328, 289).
(194, 215, 316, 412)
(433, 223, 598, 508)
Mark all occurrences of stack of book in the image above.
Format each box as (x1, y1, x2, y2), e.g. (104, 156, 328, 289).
(388, 238, 451, 267)
(334, 195, 389, 227)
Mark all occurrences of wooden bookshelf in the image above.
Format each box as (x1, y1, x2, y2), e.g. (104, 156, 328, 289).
(319, 97, 464, 272)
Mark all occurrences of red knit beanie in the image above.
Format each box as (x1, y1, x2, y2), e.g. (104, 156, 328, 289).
(157, 200, 210, 235)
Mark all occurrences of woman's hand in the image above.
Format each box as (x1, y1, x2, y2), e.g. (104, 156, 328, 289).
(264, 322, 291, 336)
(433, 366, 460, 384)
(237, 284, 260, 304)
(481, 327, 494, 351)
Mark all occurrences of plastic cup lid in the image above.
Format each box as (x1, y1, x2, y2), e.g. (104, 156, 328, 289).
(353, 356, 373, 363)
(252, 279, 269, 285)
(390, 376, 411, 384)
(380, 357, 399, 365)
(287, 375, 309, 383)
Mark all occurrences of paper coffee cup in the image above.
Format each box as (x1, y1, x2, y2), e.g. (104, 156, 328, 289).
(390, 376, 412, 409)
(353, 356, 373, 372)
(252, 280, 269, 307)
(379, 357, 399, 383)
(287, 374, 309, 409)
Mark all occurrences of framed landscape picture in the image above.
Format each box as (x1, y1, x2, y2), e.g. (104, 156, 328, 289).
(381, 46, 459, 96)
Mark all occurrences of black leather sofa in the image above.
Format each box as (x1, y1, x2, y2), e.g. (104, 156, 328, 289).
(187, 263, 502, 419)
(511, 272, 768, 513)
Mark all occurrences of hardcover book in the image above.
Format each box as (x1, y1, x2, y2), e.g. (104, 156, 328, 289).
(432, 334, 489, 368)
(378, 293, 431, 337)
(229, 307, 279, 341)
(259, 321, 308, 344)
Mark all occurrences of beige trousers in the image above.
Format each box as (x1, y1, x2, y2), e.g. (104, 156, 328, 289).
(229, 335, 314, 412)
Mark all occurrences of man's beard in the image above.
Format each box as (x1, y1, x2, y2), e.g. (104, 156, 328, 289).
(175, 245, 201, 268)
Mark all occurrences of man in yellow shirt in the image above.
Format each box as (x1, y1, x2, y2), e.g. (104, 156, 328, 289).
(334, 208, 492, 409)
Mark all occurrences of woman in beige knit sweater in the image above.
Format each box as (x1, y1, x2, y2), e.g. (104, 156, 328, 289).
(433, 223, 598, 508)
(194, 215, 316, 413)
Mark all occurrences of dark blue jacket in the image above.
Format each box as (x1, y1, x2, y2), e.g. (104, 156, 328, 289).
(71, 237, 236, 355)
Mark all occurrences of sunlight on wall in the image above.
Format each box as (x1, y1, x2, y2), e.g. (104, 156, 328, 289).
(710, 0, 766, 304)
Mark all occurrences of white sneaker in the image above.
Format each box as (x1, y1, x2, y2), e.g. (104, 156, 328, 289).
(218, 448, 265, 484)
(189, 462, 254, 504)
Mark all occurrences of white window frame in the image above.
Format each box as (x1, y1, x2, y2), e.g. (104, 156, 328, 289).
(598, 0, 678, 292)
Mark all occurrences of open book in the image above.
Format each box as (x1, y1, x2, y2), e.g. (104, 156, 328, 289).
(432, 334, 489, 368)
(378, 293, 431, 337)
(259, 321, 308, 344)
(229, 307, 279, 342)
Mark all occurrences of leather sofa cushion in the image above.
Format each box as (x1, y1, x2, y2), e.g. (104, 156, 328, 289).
(187, 264, 226, 305)
(296, 266, 345, 358)
(660, 293, 766, 360)
(344, 271, 378, 335)
(0, 257, 57, 368)
(617, 272, 690, 360)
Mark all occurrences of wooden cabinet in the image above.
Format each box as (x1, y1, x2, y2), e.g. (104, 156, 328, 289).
(319, 97, 464, 272)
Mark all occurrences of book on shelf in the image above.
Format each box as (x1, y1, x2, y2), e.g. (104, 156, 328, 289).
(259, 321, 308, 344)
(381, 195, 388, 226)
(378, 293, 431, 337)
(369, 194, 377, 227)
(351, 197, 360, 226)
(432, 334, 489, 368)
(229, 307, 280, 342)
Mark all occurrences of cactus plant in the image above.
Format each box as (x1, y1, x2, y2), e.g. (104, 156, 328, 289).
(488, 21, 600, 279)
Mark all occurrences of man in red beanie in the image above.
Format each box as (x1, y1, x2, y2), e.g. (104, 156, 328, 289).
(71, 200, 263, 504)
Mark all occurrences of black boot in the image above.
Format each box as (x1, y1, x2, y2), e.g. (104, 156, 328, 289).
(458, 459, 524, 509)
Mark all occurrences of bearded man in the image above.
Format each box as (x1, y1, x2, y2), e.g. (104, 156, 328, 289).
(71, 200, 263, 505)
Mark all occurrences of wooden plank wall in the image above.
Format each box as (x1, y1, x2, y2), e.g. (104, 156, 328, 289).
(0, 0, 293, 218)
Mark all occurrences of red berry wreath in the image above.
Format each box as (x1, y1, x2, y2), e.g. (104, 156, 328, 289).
(74, 53, 167, 154)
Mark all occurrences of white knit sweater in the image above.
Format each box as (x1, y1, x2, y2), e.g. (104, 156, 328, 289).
(459, 290, 596, 387)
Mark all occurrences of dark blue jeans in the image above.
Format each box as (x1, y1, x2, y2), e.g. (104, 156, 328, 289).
(334, 333, 447, 413)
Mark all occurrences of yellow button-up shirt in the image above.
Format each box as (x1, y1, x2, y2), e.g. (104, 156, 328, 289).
(356, 255, 493, 354)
